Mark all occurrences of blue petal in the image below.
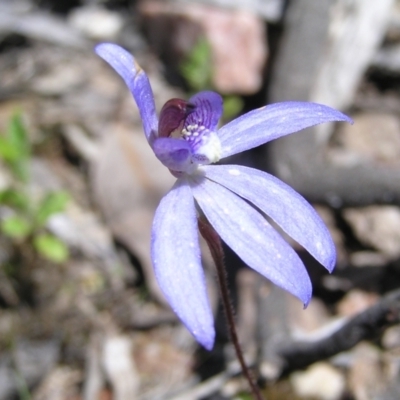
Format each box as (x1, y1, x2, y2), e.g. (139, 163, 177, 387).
(95, 43, 158, 142)
(190, 175, 312, 305)
(153, 137, 192, 171)
(202, 165, 336, 272)
(151, 179, 215, 349)
(218, 101, 353, 158)
(186, 91, 223, 131)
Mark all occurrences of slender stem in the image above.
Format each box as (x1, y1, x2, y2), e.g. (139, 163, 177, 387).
(198, 218, 265, 400)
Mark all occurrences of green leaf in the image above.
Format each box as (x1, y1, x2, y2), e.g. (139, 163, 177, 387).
(2, 113, 31, 182)
(1, 215, 32, 239)
(223, 95, 244, 121)
(33, 234, 69, 263)
(35, 191, 70, 226)
(0, 189, 30, 211)
(180, 37, 213, 92)
(236, 394, 253, 400)
(7, 113, 30, 160)
(0, 136, 20, 162)
(11, 161, 30, 183)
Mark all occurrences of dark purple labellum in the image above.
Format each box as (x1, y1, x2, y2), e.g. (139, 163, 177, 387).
(158, 99, 196, 138)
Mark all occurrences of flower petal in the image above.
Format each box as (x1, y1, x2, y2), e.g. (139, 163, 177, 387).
(190, 176, 312, 305)
(95, 43, 158, 142)
(218, 101, 353, 158)
(153, 137, 191, 171)
(186, 91, 223, 131)
(151, 179, 215, 349)
(202, 165, 336, 272)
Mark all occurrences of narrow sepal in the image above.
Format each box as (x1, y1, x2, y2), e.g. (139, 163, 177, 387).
(218, 101, 353, 158)
(151, 180, 215, 349)
(202, 165, 336, 272)
(190, 176, 312, 305)
(95, 43, 158, 141)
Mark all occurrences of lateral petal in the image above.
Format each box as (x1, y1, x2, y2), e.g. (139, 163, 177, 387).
(151, 180, 215, 349)
(190, 176, 312, 305)
(186, 91, 223, 131)
(95, 43, 158, 142)
(218, 101, 353, 158)
(202, 165, 336, 272)
(153, 137, 191, 171)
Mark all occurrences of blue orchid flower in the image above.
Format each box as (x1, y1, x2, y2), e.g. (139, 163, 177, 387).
(95, 43, 352, 350)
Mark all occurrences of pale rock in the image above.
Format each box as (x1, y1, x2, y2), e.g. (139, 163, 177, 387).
(62, 124, 100, 162)
(102, 335, 140, 399)
(348, 343, 385, 400)
(288, 296, 331, 334)
(0, 0, 33, 14)
(32, 366, 81, 400)
(0, 10, 87, 48)
(221, 376, 247, 398)
(291, 362, 345, 400)
(172, 0, 285, 22)
(349, 251, 388, 267)
(309, 0, 394, 111)
(68, 6, 124, 40)
(331, 113, 400, 166)
(265, 0, 399, 206)
(384, 0, 400, 42)
(343, 206, 400, 259)
(31, 63, 85, 96)
(382, 325, 400, 349)
(133, 329, 194, 395)
(139, 0, 267, 94)
(336, 289, 378, 318)
(44, 204, 112, 260)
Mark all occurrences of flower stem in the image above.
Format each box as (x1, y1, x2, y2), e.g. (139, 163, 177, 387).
(198, 217, 265, 400)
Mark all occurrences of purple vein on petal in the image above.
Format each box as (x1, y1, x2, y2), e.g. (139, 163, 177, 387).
(202, 164, 336, 272)
(186, 91, 223, 131)
(95, 43, 158, 142)
(151, 179, 215, 350)
(218, 101, 353, 158)
(190, 175, 312, 306)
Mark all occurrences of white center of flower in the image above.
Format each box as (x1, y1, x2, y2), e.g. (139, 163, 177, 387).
(181, 124, 221, 168)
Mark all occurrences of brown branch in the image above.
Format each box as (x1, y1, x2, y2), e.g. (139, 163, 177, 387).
(276, 289, 400, 377)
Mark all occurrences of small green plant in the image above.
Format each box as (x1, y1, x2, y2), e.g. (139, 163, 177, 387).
(180, 37, 213, 92)
(236, 393, 253, 400)
(0, 113, 69, 263)
(179, 37, 244, 122)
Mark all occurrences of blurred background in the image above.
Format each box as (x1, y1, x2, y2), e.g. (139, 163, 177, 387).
(1, 0, 400, 399)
